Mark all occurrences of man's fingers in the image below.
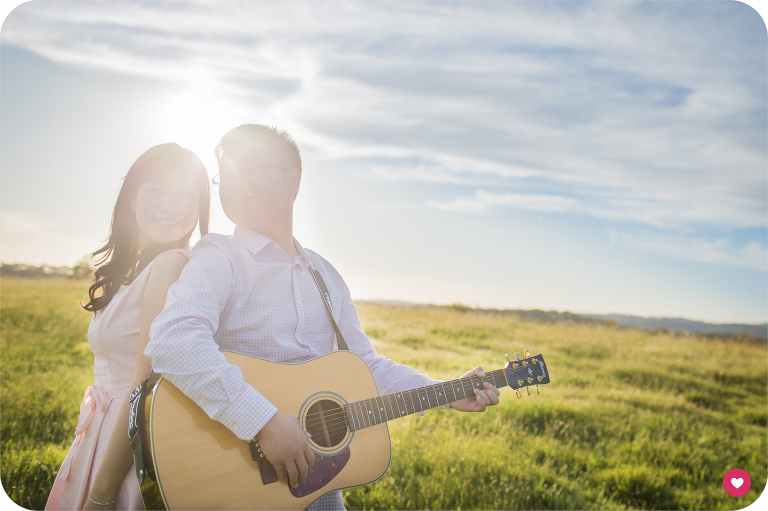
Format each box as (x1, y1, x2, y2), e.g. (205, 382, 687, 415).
(484, 382, 501, 397)
(484, 383, 500, 405)
(286, 461, 300, 488)
(296, 455, 309, 484)
(275, 464, 289, 485)
(304, 443, 316, 472)
(474, 388, 491, 406)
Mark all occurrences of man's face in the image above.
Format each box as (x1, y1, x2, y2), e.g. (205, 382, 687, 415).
(217, 143, 300, 229)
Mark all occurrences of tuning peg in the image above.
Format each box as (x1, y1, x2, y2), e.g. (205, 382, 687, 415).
(523, 349, 531, 357)
(515, 389, 522, 398)
(536, 385, 540, 394)
(505, 353, 511, 362)
(515, 352, 521, 360)
(526, 387, 531, 396)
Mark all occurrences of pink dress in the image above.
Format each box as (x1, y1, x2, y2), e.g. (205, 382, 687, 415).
(46, 249, 189, 511)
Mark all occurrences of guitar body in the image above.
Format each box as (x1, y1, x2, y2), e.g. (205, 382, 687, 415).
(141, 351, 391, 510)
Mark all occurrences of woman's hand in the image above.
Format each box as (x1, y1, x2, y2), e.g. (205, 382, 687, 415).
(448, 366, 500, 412)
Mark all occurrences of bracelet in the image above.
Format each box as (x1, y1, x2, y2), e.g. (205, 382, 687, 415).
(88, 494, 116, 507)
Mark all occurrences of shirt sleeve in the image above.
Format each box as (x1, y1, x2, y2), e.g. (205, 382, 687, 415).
(145, 239, 278, 441)
(334, 278, 443, 396)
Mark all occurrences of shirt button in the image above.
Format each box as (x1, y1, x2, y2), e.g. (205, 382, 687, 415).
(233, 425, 239, 432)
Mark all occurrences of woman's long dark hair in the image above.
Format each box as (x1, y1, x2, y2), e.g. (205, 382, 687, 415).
(83, 143, 210, 313)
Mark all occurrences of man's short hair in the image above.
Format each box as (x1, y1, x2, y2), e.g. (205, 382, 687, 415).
(215, 124, 302, 174)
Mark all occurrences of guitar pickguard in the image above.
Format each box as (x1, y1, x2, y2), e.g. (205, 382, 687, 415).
(289, 447, 351, 498)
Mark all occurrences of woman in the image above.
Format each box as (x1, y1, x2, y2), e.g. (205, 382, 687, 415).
(45, 143, 211, 511)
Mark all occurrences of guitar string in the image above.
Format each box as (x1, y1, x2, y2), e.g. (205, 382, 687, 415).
(299, 372, 505, 424)
(301, 381, 506, 429)
(301, 385, 474, 424)
(301, 386, 486, 426)
(304, 382, 530, 439)
(301, 374, 509, 431)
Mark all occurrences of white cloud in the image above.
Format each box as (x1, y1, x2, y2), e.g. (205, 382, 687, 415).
(2, 0, 765, 232)
(428, 190, 579, 215)
(614, 231, 768, 272)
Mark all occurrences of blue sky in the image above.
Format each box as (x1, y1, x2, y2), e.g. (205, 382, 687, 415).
(1, 0, 766, 323)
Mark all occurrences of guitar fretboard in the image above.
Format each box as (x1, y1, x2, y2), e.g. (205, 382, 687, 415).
(343, 369, 507, 431)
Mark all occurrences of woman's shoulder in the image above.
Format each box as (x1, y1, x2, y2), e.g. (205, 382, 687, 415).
(130, 248, 189, 289)
(145, 248, 189, 278)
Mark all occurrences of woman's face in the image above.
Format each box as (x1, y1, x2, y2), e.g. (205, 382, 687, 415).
(134, 170, 200, 250)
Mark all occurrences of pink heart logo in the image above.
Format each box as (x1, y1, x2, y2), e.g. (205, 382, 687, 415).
(723, 469, 750, 497)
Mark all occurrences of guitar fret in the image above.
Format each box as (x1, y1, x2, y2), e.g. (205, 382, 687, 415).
(398, 392, 408, 416)
(409, 389, 419, 413)
(361, 401, 370, 428)
(384, 394, 396, 421)
(449, 379, 462, 401)
(394, 392, 407, 417)
(448, 379, 459, 402)
(407, 389, 418, 414)
(426, 385, 438, 408)
(369, 398, 380, 426)
(454, 378, 469, 400)
(345, 405, 357, 432)
(362, 400, 373, 427)
(414, 389, 424, 412)
(368, 398, 378, 425)
(461, 377, 473, 399)
(374, 397, 386, 424)
(353, 401, 363, 429)
(344, 405, 354, 431)
(436, 382, 449, 406)
(395, 392, 408, 417)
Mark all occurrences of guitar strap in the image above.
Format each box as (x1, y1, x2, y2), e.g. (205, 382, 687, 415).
(308, 263, 349, 351)
(249, 263, 351, 487)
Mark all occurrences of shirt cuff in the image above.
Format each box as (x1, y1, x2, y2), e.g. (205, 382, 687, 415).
(213, 384, 279, 441)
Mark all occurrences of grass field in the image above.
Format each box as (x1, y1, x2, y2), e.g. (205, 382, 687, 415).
(1, 277, 766, 510)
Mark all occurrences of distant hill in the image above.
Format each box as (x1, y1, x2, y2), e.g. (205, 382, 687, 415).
(585, 314, 767, 339)
(360, 300, 767, 340)
(1, 263, 75, 279)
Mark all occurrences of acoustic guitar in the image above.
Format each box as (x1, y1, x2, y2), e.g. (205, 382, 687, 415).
(129, 349, 550, 510)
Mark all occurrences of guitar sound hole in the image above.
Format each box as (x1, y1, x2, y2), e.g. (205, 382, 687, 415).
(305, 399, 348, 448)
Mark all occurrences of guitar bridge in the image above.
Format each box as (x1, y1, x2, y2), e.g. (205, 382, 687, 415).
(249, 439, 278, 485)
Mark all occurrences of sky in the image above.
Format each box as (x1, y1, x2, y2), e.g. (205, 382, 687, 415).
(1, 0, 766, 324)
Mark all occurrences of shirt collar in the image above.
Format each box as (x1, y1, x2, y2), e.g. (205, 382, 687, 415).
(233, 226, 274, 256)
(233, 226, 312, 265)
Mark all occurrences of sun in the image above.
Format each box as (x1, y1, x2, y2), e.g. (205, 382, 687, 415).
(154, 73, 244, 170)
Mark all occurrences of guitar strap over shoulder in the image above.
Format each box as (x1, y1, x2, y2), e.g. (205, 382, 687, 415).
(308, 263, 349, 351)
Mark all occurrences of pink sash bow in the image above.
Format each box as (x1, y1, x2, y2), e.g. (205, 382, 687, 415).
(56, 377, 132, 481)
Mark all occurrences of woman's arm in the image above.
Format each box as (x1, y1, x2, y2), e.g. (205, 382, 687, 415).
(83, 251, 189, 510)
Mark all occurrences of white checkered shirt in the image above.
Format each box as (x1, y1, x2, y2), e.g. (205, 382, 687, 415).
(146, 227, 440, 510)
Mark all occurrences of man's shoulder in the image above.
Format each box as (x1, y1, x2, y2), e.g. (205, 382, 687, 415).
(189, 233, 241, 262)
(192, 233, 236, 251)
(304, 249, 343, 280)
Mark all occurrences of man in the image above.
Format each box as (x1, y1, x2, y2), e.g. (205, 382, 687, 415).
(145, 124, 500, 510)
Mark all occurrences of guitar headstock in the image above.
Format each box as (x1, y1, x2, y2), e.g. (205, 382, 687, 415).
(502, 350, 550, 397)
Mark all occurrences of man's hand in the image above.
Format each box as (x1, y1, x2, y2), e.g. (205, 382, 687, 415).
(449, 367, 500, 412)
(256, 412, 315, 488)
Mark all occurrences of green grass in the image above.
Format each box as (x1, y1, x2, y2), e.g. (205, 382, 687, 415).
(1, 279, 766, 509)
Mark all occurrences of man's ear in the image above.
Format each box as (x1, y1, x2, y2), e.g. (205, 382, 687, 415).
(288, 168, 301, 197)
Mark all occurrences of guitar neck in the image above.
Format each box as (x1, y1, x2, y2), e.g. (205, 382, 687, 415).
(344, 369, 507, 431)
